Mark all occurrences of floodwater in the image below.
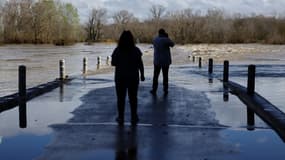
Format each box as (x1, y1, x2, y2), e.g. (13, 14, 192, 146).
(1, 43, 285, 159)
(182, 44, 285, 113)
(1, 43, 285, 96)
(0, 43, 117, 96)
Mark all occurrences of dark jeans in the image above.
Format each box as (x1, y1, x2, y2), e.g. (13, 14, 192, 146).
(152, 65, 169, 92)
(115, 81, 139, 120)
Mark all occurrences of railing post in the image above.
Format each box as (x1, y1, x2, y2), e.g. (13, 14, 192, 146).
(247, 65, 256, 95)
(223, 84, 229, 102)
(246, 65, 256, 130)
(198, 57, 202, 68)
(19, 65, 27, 128)
(208, 58, 213, 74)
(83, 57, 87, 75)
(59, 59, 65, 80)
(223, 60, 229, 83)
(247, 107, 255, 130)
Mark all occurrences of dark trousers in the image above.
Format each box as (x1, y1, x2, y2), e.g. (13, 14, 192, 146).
(152, 65, 169, 92)
(115, 81, 139, 119)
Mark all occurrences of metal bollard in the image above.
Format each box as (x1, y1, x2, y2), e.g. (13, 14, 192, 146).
(208, 77, 213, 83)
(106, 56, 111, 65)
(83, 57, 87, 75)
(97, 56, 101, 69)
(198, 57, 202, 68)
(59, 83, 64, 102)
(59, 59, 65, 80)
(97, 56, 101, 65)
(208, 58, 213, 74)
(247, 107, 255, 130)
(223, 84, 229, 102)
(19, 65, 27, 128)
(223, 60, 229, 83)
(247, 65, 256, 95)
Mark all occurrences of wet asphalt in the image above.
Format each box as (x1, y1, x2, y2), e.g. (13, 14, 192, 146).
(28, 65, 285, 160)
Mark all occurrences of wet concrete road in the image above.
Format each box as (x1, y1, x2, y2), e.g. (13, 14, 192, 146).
(6, 65, 284, 160)
(37, 80, 234, 159)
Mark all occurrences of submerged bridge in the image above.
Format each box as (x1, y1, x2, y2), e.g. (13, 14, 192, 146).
(0, 57, 285, 159)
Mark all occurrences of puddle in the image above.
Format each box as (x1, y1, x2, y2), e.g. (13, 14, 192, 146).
(0, 134, 52, 160)
(219, 129, 285, 160)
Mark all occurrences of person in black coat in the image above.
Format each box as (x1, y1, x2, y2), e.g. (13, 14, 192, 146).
(150, 28, 175, 96)
(111, 30, 145, 125)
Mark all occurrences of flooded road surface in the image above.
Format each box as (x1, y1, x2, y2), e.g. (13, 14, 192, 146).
(1, 43, 285, 159)
(1, 65, 284, 160)
(182, 44, 285, 113)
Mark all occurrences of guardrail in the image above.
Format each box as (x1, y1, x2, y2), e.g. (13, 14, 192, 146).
(190, 55, 285, 142)
(0, 56, 112, 127)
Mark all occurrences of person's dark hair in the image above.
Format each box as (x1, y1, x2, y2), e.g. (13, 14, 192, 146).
(158, 28, 168, 37)
(118, 30, 135, 52)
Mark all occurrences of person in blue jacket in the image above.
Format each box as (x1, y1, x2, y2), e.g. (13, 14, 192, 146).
(150, 28, 175, 96)
(111, 30, 145, 125)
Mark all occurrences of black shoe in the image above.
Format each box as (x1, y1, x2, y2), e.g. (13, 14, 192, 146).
(116, 117, 124, 125)
(164, 90, 168, 96)
(150, 90, 156, 95)
(131, 116, 139, 126)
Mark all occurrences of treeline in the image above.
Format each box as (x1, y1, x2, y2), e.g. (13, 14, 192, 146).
(99, 6, 285, 44)
(1, 1, 285, 44)
(0, 0, 82, 44)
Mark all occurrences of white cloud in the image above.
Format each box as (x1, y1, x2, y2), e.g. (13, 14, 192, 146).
(2, 0, 285, 22)
(63, 0, 285, 22)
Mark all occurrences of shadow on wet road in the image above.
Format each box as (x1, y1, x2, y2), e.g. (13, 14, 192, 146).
(36, 81, 236, 160)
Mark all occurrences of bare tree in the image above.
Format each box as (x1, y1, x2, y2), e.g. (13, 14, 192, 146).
(112, 10, 136, 35)
(1, 0, 80, 44)
(17, 0, 33, 42)
(0, 3, 4, 42)
(148, 4, 166, 33)
(86, 8, 107, 41)
(165, 10, 188, 44)
(149, 4, 166, 21)
(203, 9, 226, 43)
(31, 0, 58, 43)
(2, 0, 19, 42)
(2, 0, 285, 44)
(113, 10, 135, 26)
(55, 2, 80, 43)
